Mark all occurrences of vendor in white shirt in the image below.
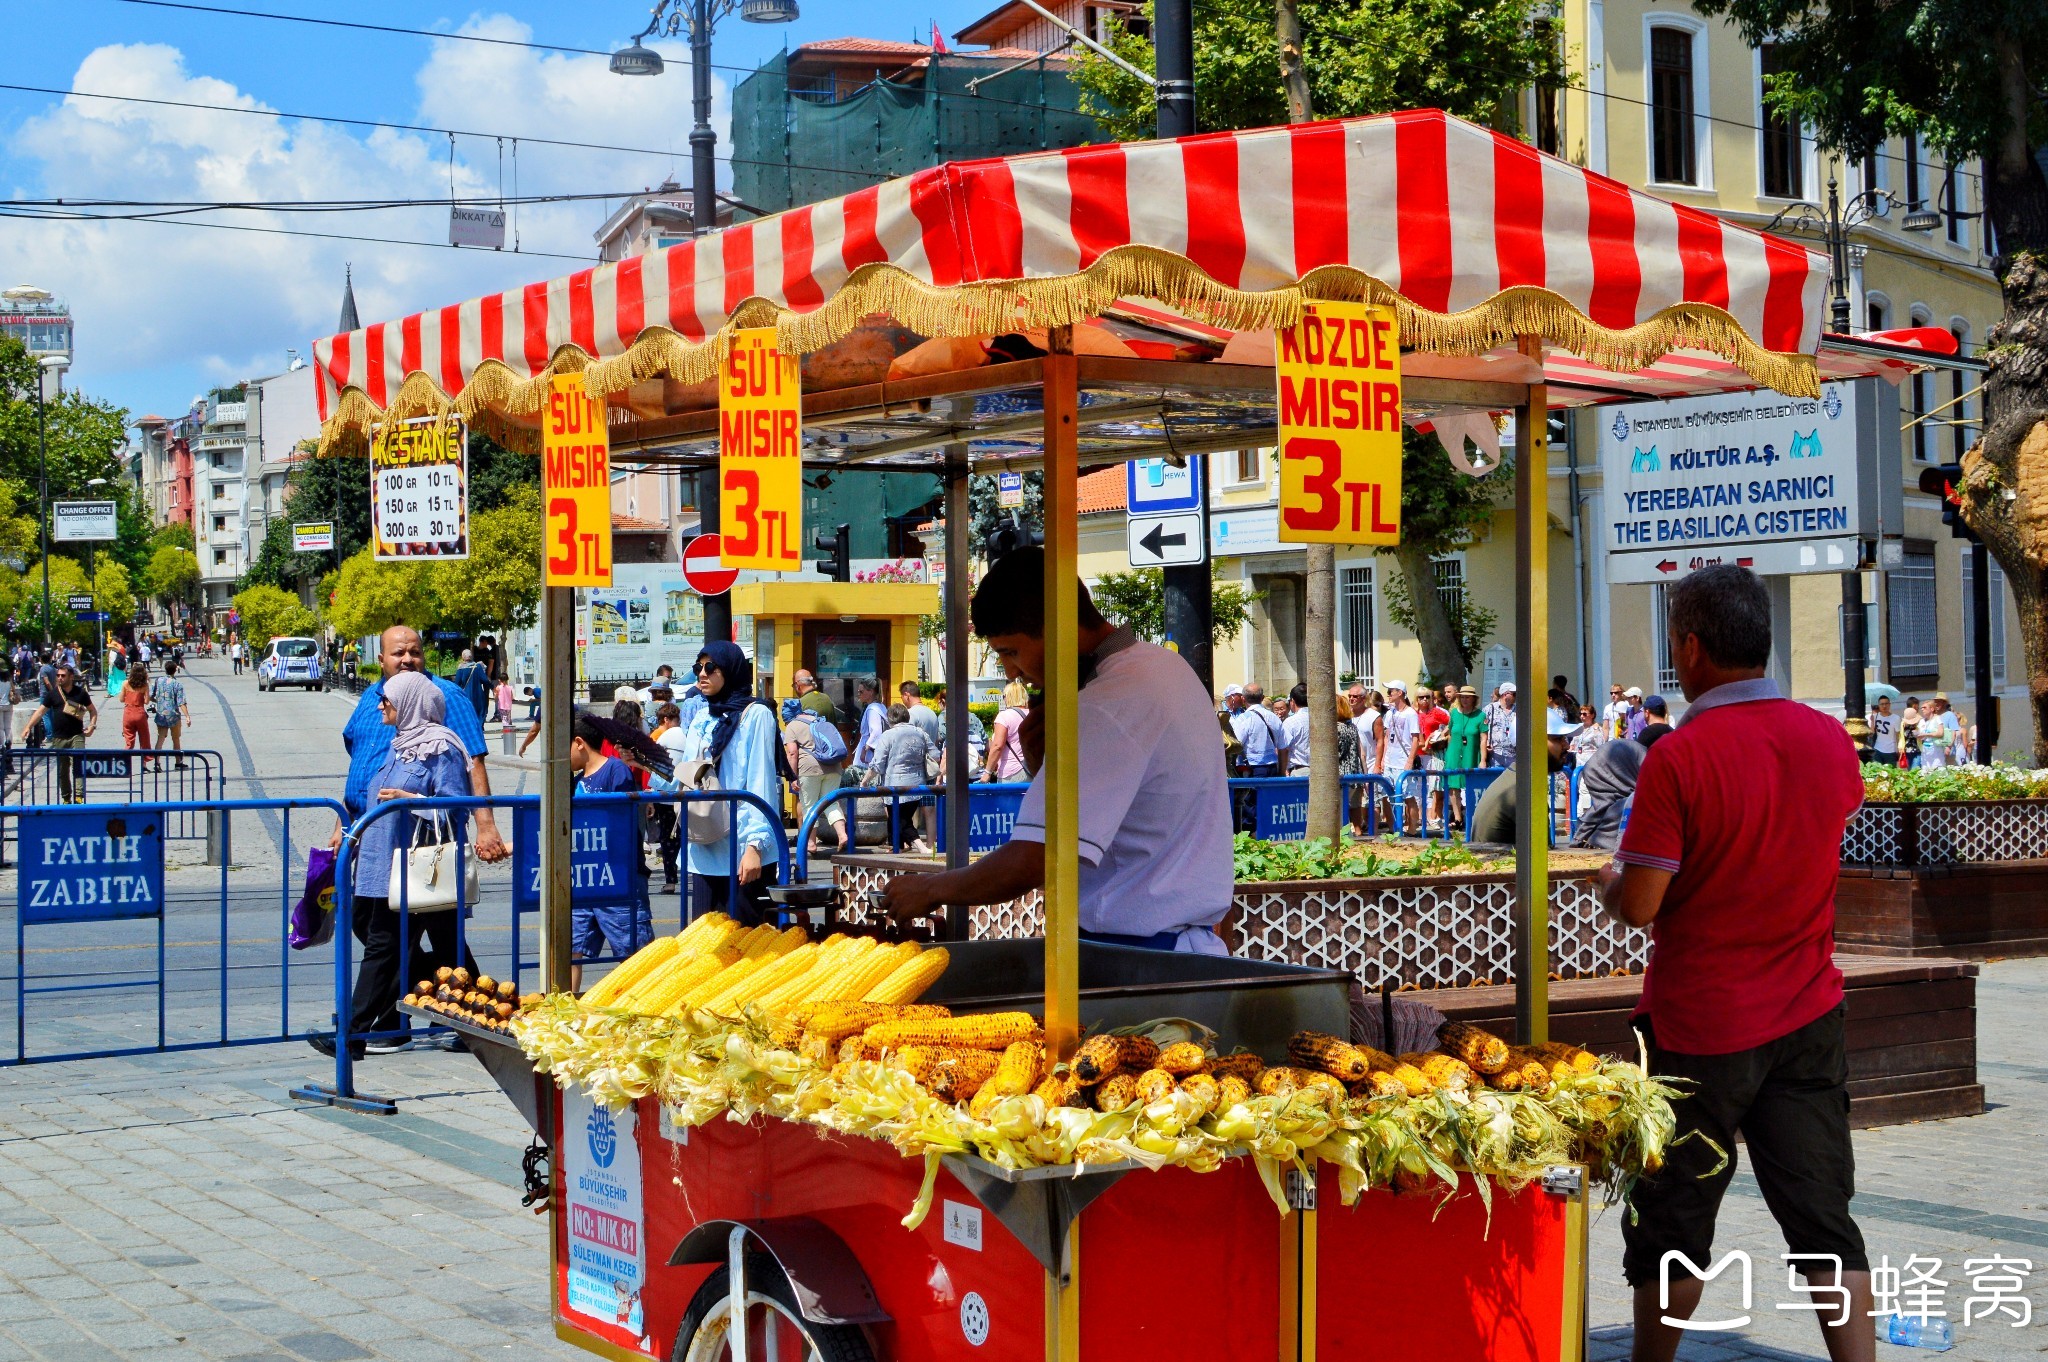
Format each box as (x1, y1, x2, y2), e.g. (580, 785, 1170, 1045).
(880, 548, 1234, 953)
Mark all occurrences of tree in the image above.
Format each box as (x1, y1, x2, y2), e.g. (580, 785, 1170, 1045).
(1383, 566, 1498, 683)
(1072, 0, 1569, 144)
(430, 485, 543, 638)
(0, 479, 38, 563)
(0, 338, 145, 579)
(0, 554, 88, 642)
(231, 583, 318, 651)
(146, 522, 194, 555)
(147, 545, 201, 612)
(1688, 0, 2048, 758)
(1379, 430, 1513, 686)
(1090, 561, 1264, 645)
(324, 549, 437, 642)
(92, 559, 134, 626)
(967, 471, 1043, 553)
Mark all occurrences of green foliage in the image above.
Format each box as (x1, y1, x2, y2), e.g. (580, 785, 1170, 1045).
(91, 559, 134, 624)
(968, 470, 1042, 552)
(146, 522, 194, 554)
(146, 545, 200, 606)
(430, 485, 543, 635)
(1230, 832, 1491, 882)
(1389, 427, 1512, 557)
(0, 338, 148, 581)
(1383, 568, 1497, 672)
(0, 479, 38, 562)
(1073, 0, 1572, 140)
(324, 549, 435, 641)
(0, 554, 88, 640)
(1090, 560, 1265, 647)
(230, 583, 318, 651)
(1860, 762, 2048, 803)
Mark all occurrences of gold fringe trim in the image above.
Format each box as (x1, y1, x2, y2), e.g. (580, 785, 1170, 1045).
(316, 246, 1820, 453)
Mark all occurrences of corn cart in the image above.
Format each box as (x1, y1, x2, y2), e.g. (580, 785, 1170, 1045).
(324, 108, 1899, 1362)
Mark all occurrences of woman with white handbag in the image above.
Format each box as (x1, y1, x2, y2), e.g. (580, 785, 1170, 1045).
(665, 640, 792, 927)
(314, 669, 478, 1059)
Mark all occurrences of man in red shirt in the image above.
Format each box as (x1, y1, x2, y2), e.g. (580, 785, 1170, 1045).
(1596, 565, 1870, 1362)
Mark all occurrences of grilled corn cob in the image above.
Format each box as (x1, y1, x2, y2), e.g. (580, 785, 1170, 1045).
(1287, 1031, 1373, 1082)
(1073, 1033, 1160, 1084)
(1032, 1072, 1086, 1107)
(1348, 1070, 1409, 1100)
(1298, 1070, 1347, 1100)
(1256, 1066, 1303, 1096)
(781, 1000, 950, 1046)
(799, 1032, 838, 1066)
(930, 1049, 1001, 1103)
(989, 1040, 1044, 1098)
(891, 1046, 941, 1086)
(1156, 1041, 1209, 1076)
(1208, 1052, 1266, 1083)
(1179, 1072, 1220, 1116)
(1216, 1074, 1252, 1109)
(1437, 1021, 1511, 1074)
(968, 1083, 1003, 1122)
(863, 1012, 1040, 1052)
(1414, 1053, 1476, 1091)
(583, 936, 681, 1007)
(1529, 1040, 1601, 1074)
(1504, 1048, 1557, 1090)
(1379, 1061, 1432, 1097)
(1134, 1068, 1177, 1104)
(1094, 1072, 1139, 1110)
(865, 946, 949, 1004)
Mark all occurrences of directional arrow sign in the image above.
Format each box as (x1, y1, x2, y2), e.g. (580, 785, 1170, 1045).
(1127, 511, 1206, 567)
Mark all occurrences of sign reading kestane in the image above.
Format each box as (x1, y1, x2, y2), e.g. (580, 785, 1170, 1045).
(1599, 379, 1901, 581)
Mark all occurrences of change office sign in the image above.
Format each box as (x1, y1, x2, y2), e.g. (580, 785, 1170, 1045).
(1599, 379, 1901, 584)
(51, 500, 118, 543)
(16, 810, 165, 924)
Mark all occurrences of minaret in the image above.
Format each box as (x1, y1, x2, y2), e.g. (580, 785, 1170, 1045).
(338, 264, 360, 333)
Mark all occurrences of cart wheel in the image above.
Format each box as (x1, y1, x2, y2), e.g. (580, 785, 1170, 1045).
(675, 1259, 874, 1362)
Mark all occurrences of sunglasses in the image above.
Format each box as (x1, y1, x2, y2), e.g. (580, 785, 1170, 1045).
(693, 662, 721, 675)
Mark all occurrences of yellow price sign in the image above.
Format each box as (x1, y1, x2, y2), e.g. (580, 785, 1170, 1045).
(542, 371, 613, 586)
(1275, 301, 1404, 545)
(718, 327, 803, 571)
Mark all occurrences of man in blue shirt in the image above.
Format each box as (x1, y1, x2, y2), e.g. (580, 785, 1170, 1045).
(452, 648, 491, 721)
(332, 626, 507, 859)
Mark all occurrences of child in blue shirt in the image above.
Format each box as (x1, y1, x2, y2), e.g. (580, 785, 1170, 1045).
(567, 715, 654, 992)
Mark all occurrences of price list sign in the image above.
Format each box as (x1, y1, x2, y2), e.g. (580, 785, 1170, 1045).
(370, 415, 469, 559)
(718, 327, 803, 571)
(543, 371, 614, 587)
(1275, 301, 1404, 546)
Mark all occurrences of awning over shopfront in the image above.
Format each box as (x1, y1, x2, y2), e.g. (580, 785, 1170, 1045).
(312, 107, 1870, 462)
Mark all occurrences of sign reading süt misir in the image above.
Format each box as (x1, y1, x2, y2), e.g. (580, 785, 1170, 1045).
(718, 327, 803, 571)
(1275, 301, 1404, 546)
(543, 372, 613, 587)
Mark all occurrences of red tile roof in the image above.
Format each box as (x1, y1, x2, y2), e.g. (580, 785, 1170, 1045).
(1076, 467, 1126, 515)
(611, 514, 668, 533)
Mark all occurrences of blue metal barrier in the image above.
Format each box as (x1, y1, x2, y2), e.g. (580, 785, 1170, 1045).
(791, 782, 1034, 882)
(4, 795, 347, 1067)
(298, 787, 791, 1113)
(0, 748, 225, 861)
(1390, 767, 1504, 838)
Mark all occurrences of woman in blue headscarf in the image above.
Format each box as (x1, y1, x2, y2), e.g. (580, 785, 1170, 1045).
(674, 640, 789, 925)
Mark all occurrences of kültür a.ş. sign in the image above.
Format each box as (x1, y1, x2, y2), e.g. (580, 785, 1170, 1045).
(1275, 301, 1404, 546)
(543, 372, 613, 587)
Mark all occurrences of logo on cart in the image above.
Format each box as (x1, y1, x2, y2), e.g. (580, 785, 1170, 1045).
(586, 1107, 618, 1168)
(960, 1291, 990, 1346)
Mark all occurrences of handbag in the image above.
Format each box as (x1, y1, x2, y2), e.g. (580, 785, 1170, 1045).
(390, 810, 477, 912)
(289, 846, 337, 949)
(674, 757, 730, 845)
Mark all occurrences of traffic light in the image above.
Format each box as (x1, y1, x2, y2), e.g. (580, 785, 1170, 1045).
(985, 512, 1044, 559)
(813, 522, 851, 581)
(1918, 464, 1977, 542)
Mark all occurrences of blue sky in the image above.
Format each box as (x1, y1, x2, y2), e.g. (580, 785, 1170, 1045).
(0, 0, 946, 429)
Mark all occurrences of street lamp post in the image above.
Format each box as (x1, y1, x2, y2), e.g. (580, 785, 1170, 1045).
(1765, 177, 1913, 739)
(34, 354, 70, 650)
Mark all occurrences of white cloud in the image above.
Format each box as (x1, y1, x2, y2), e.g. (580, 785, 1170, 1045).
(0, 19, 721, 420)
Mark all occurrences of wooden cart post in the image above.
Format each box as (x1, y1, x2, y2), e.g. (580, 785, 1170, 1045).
(540, 583, 575, 992)
(1041, 330, 1084, 1362)
(1512, 337, 1551, 1045)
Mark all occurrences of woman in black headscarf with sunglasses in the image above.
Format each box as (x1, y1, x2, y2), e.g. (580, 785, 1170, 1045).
(671, 640, 792, 925)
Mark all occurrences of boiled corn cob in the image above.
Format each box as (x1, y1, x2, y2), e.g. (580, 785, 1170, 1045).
(725, 944, 819, 1010)
(646, 951, 743, 1016)
(1073, 1033, 1160, 1084)
(863, 1012, 1039, 1052)
(582, 936, 680, 1007)
(1156, 1041, 1209, 1076)
(757, 940, 863, 1013)
(989, 1040, 1044, 1098)
(782, 1001, 951, 1047)
(1287, 1031, 1373, 1082)
(1094, 1072, 1139, 1110)
(830, 942, 921, 1002)
(1437, 1021, 1511, 1075)
(674, 911, 734, 952)
(735, 925, 787, 960)
(795, 937, 882, 1003)
(614, 944, 725, 1012)
(864, 946, 950, 1005)
(692, 955, 774, 1013)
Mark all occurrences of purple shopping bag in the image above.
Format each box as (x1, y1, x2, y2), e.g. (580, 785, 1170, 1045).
(289, 845, 337, 950)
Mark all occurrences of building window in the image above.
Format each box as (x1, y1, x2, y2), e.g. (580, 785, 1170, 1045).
(213, 515, 226, 534)
(1861, 150, 1884, 195)
(1340, 565, 1374, 684)
(1758, 44, 1803, 199)
(1904, 132, 1922, 212)
(211, 452, 223, 467)
(1533, 18, 1561, 156)
(212, 483, 226, 500)
(1233, 449, 1262, 485)
(213, 549, 228, 568)
(1650, 27, 1698, 185)
(1650, 584, 1681, 695)
(1960, 546, 2008, 688)
(1866, 298, 1888, 334)
(1888, 549, 1939, 676)
(1910, 310, 1932, 461)
(1433, 556, 1465, 622)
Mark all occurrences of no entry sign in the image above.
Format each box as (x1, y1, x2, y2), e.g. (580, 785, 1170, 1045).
(682, 534, 738, 596)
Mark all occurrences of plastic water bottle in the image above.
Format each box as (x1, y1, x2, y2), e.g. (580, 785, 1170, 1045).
(1885, 1314, 1955, 1350)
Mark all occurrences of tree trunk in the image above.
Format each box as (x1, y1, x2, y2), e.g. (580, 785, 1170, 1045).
(1276, 0, 1312, 124)
(1958, 53, 2048, 761)
(1395, 540, 1470, 686)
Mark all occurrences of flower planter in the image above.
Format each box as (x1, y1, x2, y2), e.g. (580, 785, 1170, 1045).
(1837, 800, 2048, 957)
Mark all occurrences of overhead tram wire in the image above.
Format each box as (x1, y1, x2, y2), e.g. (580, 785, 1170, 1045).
(0, 203, 595, 261)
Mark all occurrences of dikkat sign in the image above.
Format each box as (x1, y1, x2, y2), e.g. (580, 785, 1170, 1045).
(370, 415, 469, 559)
(718, 327, 803, 571)
(1599, 379, 1901, 580)
(543, 372, 614, 587)
(1276, 302, 1404, 545)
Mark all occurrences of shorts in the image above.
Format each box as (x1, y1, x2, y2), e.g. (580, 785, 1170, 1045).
(1621, 1003, 1866, 1288)
(572, 900, 653, 960)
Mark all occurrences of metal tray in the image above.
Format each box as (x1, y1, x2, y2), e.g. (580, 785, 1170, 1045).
(399, 1001, 544, 1134)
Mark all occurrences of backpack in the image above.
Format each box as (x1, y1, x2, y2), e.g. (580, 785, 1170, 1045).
(807, 714, 848, 764)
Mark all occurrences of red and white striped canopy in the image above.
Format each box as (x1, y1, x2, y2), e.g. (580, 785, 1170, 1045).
(312, 107, 1831, 445)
